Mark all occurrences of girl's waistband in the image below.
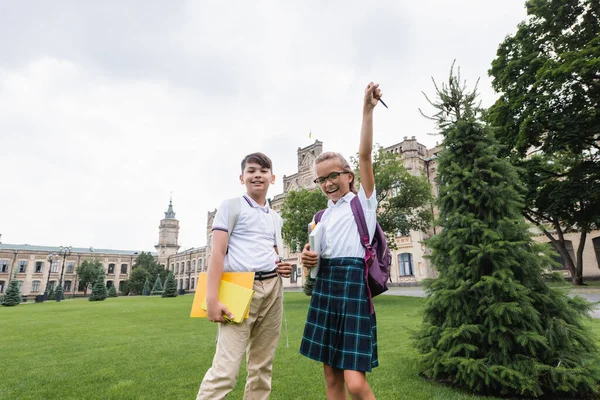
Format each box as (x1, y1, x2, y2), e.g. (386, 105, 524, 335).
(320, 257, 364, 267)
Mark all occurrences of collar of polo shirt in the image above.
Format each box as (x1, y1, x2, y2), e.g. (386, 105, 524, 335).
(243, 195, 270, 213)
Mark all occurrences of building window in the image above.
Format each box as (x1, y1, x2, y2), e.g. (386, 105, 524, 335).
(119, 280, 126, 291)
(121, 264, 128, 274)
(199, 259, 204, 271)
(398, 253, 414, 276)
(0, 280, 4, 293)
(51, 261, 59, 273)
(18, 260, 27, 273)
(0, 260, 8, 273)
(290, 265, 298, 284)
(66, 262, 75, 273)
(31, 280, 41, 292)
(64, 281, 72, 292)
(176, 263, 179, 274)
(35, 261, 44, 273)
(170, 263, 174, 272)
(191, 278, 195, 289)
(193, 259, 196, 271)
(108, 263, 115, 274)
(48, 281, 56, 290)
(106, 281, 113, 288)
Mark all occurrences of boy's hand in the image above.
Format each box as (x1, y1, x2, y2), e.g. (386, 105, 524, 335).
(276, 260, 293, 278)
(206, 300, 234, 323)
(301, 243, 319, 268)
(364, 82, 383, 109)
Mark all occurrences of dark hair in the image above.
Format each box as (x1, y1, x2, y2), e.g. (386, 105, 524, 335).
(241, 152, 273, 173)
(314, 151, 357, 194)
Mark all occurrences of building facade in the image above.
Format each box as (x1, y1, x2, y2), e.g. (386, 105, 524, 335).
(2, 138, 599, 297)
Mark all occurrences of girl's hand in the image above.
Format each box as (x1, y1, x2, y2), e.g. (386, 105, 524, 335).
(301, 243, 319, 268)
(364, 82, 383, 109)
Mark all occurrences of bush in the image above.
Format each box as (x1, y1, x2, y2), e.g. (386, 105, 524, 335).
(89, 279, 108, 301)
(1, 279, 21, 307)
(107, 285, 118, 298)
(162, 272, 177, 298)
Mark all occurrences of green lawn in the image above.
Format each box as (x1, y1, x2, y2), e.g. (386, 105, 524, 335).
(1, 293, 599, 400)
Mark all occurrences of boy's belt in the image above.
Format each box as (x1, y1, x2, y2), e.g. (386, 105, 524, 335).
(254, 269, 278, 281)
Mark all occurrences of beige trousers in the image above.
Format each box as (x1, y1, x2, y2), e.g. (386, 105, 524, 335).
(196, 276, 283, 400)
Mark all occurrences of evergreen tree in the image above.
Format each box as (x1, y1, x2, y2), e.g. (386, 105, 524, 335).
(47, 286, 56, 300)
(415, 66, 600, 398)
(107, 285, 118, 298)
(142, 277, 151, 296)
(151, 276, 163, 295)
(162, 272, 177, 298)
(89, 278, 108, 301)
(303, 275, 316, 296)
(55, 285, 64, 302)
(1, 277, 21, 306)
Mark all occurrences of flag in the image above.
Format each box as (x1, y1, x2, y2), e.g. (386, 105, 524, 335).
(309, 129, 312, 139)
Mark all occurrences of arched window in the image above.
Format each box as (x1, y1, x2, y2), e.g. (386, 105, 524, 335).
(191, 278, 195, 289)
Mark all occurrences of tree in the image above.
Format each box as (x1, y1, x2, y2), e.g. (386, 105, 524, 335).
(126, 266, 151, 295)
(415, 67, 600, 397)
(89, 278, 108, 301)
(76, 259, 105, 295)
(55, 285, 64, 302)
(151, 276, 163, 295)
(125, 252, 168, 295)
(162, 272, 177, 298)
(142, 278, 151, 296)
(488, 0, 600, 284)
(107, 285, 118, 298)
(47, 286, 56, 300)
(280, 189, 328, 253)
(353, 146, 434, 247)
(1, 275, 21, 306)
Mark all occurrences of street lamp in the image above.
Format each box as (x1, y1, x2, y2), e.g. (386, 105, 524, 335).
(44, 253, 59, 301)
(56, 246, 72, 302)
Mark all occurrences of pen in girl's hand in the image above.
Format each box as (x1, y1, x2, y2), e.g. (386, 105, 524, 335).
(378, 98, 388, 108)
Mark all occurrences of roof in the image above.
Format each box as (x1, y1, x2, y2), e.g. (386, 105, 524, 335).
(0, 243, 155, 257)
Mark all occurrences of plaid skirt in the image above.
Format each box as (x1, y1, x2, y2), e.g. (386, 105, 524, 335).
(299, 257, 378, 372)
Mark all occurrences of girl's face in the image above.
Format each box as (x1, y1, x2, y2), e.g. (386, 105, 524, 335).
(314, 158, 353, 203)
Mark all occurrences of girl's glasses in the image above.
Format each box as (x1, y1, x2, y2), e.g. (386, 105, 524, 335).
(313, 171, 350, 185)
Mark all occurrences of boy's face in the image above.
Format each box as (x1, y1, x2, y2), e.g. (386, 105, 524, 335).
(240, 161, 275, 198)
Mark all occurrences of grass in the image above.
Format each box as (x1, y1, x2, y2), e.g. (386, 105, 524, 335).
(1, 293, 600, 400)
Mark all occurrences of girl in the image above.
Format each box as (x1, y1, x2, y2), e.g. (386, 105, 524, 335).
(300, 83, 382, 400)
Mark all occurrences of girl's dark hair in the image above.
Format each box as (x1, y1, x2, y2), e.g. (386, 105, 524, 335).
(241, 152, 273, 173)
(314, 151, 357, 194)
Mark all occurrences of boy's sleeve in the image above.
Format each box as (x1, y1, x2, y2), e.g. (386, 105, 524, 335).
(212, 200, 230, 233)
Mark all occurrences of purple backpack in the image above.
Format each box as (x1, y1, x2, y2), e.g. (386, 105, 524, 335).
(314, 196, 392, 303)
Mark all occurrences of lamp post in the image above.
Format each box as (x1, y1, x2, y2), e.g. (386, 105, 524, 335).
(44, 253, 59, 301)
(56, 246, 72, 302)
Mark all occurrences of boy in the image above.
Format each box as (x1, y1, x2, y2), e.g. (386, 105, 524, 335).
(197, 152, 292, 400)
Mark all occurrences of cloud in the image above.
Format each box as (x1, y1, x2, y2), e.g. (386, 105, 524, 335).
(0, 0, 527, 251)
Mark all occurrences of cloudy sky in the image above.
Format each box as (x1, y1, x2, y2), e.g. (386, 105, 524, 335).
(0, 0, 527, 252)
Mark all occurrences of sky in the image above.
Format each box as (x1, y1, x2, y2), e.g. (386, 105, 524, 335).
(0, 0, 528, 252)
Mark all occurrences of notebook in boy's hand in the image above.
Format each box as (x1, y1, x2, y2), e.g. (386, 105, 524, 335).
(199, 279, 254, 324)
(191, 272, 255, 321)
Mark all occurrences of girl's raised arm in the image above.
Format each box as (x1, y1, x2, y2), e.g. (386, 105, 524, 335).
(358, 82, 382, 199)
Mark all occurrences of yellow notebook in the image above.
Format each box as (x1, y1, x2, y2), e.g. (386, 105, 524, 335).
(199, 280, 254, 324)
(190, 272, 255, 322)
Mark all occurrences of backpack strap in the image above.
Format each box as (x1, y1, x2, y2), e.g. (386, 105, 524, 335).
(350, 196, 375, 313)
(226, 197, 242, 235)
(314, 209, 326, 224)
(271, 211, 284, 261)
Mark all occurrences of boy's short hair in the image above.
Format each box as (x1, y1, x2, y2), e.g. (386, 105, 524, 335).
(241, 152, 273, 173)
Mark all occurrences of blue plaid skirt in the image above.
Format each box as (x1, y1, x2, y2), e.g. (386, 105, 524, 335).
(299, 257, 378, 372)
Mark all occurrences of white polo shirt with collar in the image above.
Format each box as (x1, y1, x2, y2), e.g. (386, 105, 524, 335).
(317, 185, 378, 259)
(212, 194, 281, 272)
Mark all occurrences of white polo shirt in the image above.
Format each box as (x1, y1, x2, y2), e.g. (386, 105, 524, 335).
(212, 195, 281, 272)
(317, 185, 378, 259)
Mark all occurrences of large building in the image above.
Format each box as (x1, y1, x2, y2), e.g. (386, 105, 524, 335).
(2, 138, 599, 298)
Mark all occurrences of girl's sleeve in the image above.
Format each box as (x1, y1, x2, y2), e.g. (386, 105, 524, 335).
(358, 185, 378, 242)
